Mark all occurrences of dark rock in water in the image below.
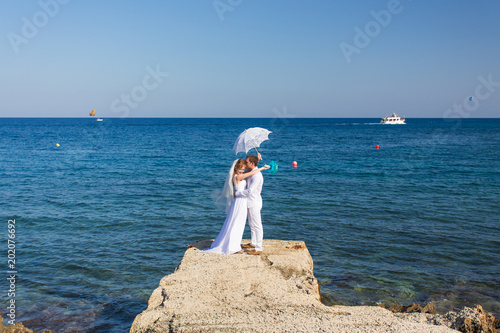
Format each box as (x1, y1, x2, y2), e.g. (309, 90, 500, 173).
(406, 304, 423, 313)
(0, 322, 53, 333)
(388, 303, 436, 314)
(423, 304, 438, 315)
(388, 304, 405, 313)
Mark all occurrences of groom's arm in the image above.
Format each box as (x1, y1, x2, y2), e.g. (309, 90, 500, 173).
(235, 174, 262, 198)
(235, 187, 251, 198)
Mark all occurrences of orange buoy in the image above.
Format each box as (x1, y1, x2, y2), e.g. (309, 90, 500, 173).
(292, 161, 297, 167)
(376, 145, 379, 149)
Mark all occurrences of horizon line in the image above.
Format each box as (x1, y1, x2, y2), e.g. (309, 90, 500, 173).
(1, 116, 499, 119)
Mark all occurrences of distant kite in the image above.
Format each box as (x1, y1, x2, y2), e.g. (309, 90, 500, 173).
(89, 110, 96, 116)
(469, 97, 473, 101)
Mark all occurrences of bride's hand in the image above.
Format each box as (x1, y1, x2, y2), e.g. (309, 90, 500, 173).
(263, 165, 270, 170)
(258, 153, 262, 160)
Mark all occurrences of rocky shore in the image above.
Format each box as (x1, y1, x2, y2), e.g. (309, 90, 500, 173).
(130, 239, 498, 333)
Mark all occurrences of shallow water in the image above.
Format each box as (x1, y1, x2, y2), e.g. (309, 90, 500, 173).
(1, 117, 499, 332)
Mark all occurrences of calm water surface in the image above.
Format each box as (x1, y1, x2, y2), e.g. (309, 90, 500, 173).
(1, 118, 499, 332)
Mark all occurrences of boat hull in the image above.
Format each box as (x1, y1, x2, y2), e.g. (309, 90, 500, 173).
(381, 120, 405, 124)
(381, 113, 405, 124)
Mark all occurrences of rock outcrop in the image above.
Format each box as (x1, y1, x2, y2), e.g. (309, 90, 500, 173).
(0, 322, 53, 333)
(131, 239, 460, 332)
(389, 303, 437, 315)
(430, 305, 500, 333)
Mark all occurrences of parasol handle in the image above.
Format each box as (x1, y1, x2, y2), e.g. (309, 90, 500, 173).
(254, 147, 262, 160)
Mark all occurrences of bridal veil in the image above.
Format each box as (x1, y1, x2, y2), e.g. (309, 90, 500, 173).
(212, 159, 238, 214)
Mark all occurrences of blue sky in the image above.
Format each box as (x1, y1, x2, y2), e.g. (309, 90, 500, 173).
(1, 0, 499, 118)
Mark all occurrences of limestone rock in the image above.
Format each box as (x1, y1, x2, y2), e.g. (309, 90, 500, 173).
(0, 323, 32, 333)
(131, 239, 458, 333)
(474, 305, 500, 333)
(430, 305, 499, 333)
(0, 322, 53, 333)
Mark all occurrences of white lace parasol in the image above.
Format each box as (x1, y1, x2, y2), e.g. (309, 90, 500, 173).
(232, 127, 272, 155)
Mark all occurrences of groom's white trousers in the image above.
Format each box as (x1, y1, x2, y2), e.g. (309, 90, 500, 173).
(248, 206, 263, 251)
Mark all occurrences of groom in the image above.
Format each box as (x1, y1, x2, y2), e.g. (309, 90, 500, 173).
(235, 154, 264, 255)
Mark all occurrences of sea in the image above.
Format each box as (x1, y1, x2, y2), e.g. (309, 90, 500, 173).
(1, 117, 499, 332)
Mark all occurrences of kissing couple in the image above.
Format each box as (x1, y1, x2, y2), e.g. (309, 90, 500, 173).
(203, 154, 270, 255)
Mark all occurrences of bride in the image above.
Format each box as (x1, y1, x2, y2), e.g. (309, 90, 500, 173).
(203, 158, 269, 255)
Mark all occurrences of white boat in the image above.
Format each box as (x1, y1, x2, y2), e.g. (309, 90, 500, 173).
(381, 113, 405, 124)
(96, 118, 103, 122)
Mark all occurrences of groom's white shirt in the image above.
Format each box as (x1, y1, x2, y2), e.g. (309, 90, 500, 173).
(236, 167, 263, 209)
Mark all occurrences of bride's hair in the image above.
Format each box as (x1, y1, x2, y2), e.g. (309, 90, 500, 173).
(234, 159, 246, 174)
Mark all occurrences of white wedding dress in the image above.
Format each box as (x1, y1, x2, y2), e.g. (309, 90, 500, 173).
(203, 176, 247, 255)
